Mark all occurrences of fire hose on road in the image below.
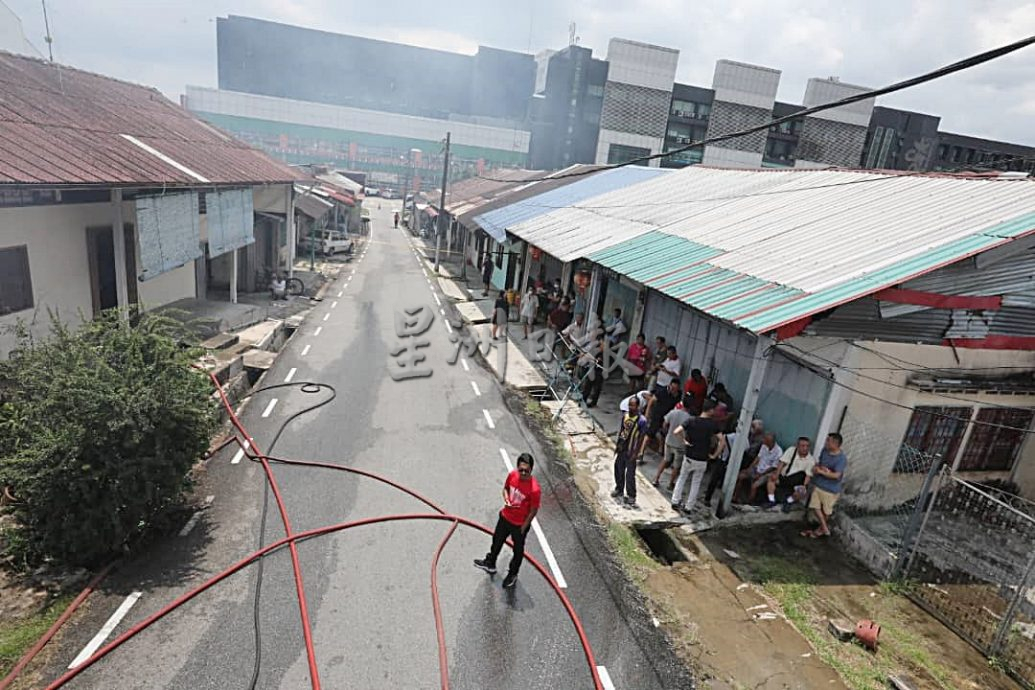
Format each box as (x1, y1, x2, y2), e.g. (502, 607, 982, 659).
(40, 369, 604, 690)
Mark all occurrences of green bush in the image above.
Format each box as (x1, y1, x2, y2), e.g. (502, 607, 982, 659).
(0, 310, 217, 566)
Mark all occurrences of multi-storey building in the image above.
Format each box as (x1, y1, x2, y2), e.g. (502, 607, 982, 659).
(594, 39, 680, 166)
(527, 45, 609, 170)
(188, 16, 536, 187)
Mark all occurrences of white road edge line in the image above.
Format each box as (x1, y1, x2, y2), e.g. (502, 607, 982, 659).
(261, 398, 278, 418)
(231, 439, 251, 465)
(301, 344, 311, 356)
(471, 381, 481, 396)
(460, 358, 470, 372)
(68, 592, 143, 669)
(314, 327, 323, 336)
(284, 367, 297, 383)
(499, 447, 514, 471)
(597, 666, 616, 690)
(531, 519, 568, 589)
(482, 409, 495, 429)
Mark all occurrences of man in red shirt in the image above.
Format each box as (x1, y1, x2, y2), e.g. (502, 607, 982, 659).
(683, 368, 708, 415)
(474, 453, 542, 588)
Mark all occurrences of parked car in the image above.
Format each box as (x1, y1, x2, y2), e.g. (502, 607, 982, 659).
(298, 230, 354, 256)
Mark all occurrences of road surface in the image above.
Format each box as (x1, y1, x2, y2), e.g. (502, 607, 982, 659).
(36, 204, 693, 689)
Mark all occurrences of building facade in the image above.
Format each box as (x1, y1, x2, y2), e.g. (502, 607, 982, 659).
(594, 39, 679, 166)
(661, 83, 714, 168)
(527, 45, 609, 170)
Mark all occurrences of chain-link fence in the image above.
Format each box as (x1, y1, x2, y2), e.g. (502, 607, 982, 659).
(838, 411, 944, 555)
(834, 411, 1034, 686)
(898, 470, 1035, 687)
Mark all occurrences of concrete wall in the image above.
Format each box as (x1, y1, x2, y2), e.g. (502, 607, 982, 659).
(822, 340, 1035, 508)
(0, 200, 201, 357)
(137, 262, 196, 309)
(0, 202, 112, 356)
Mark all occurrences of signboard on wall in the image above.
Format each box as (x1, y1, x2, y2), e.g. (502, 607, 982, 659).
(135, 192, 202, 282)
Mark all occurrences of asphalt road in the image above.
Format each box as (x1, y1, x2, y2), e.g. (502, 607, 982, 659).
(37, 204, 693, 690)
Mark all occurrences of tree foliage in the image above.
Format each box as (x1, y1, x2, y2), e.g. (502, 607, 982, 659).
(0, 310, 217, 566)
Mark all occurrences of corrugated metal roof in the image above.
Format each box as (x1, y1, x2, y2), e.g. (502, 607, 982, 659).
(442, 169, 540, 212)
(879, 248, 1035, 318)
(456, 165, 604, 229)
(473, 166, 669, 242)
(0, 50, 301, 186)
(503, 165, 1035, 334)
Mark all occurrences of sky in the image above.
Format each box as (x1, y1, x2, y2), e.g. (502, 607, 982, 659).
(7, 0, 1035, 145)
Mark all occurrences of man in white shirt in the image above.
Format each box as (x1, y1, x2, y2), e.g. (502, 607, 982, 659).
(605, 308, 627, 345)
(770, 436, 815, 511)
(270, 274, 287, 301)
(562, 312, 588, 346)
(736, 432, 783, 505)
(652, 346, 681, 396)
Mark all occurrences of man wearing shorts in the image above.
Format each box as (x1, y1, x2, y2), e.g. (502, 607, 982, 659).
(654, 393, 692, 490)
(803, 433, 847, 539)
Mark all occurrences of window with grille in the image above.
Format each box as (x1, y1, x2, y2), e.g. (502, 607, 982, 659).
(957, 407, 1034, 472)
(0, 245, 33, 316)
(895, 406, 970, 473)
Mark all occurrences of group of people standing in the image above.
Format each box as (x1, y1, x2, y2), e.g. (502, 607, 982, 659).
(608, 351, 847, 538)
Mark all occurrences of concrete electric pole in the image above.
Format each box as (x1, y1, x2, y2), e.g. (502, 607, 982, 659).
(434, 132, 450, 273)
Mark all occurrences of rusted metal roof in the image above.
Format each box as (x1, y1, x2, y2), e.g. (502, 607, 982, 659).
(0, 51, 302, 186)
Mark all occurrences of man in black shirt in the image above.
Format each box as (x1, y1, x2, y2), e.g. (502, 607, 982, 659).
(671, 400, 724, 514)
(648, 379, 681, 453)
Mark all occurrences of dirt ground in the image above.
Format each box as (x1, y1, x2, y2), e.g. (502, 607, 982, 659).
(633, 522, 1023, 690)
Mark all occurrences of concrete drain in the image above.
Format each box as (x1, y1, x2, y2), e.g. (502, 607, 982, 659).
(636, 527, 688, 566)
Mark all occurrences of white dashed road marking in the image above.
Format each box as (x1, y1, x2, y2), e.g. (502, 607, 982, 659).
(261, 398, 278, 418)
(460, 357, 470, 372)
(322, 313, 330, 321)
(284, 368, 297, 383)
(68, 592, 143, 669)
(231, 439, 251, 465)
(482, 409, 495, 429)
(596, 666, 616, 690)
(471, 381, 481, 396)
(301, 344, 311, 356)
(314, 326, 322, 336)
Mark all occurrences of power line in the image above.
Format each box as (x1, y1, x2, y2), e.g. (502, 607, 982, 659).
(478, 34, 1035, 184)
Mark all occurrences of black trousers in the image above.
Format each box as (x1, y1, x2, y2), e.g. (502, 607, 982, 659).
(614, 450, 637, 500)
(484, 513, 528, 577)
(582, 369, 603, 405)
(704, 460, 727, 502)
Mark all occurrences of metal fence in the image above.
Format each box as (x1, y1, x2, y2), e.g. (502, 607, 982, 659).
(897, 468, 1035, 688)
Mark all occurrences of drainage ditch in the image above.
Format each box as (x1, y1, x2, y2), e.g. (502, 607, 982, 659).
(636, 527, 689, 566)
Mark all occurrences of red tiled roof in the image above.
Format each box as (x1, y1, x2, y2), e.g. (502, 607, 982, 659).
(0, 51, 303, 186)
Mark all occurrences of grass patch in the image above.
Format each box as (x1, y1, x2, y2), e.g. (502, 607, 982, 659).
(606, 523, 658, 578)
(0, 594, 74, 677)
(744, 554, 957, 690)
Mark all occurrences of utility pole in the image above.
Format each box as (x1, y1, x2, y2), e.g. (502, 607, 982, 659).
(434, 132, 450, 274)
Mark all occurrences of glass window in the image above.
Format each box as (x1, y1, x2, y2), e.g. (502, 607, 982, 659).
(937, 144, 949, 159)
(957, 408, 1034, 471)
(0, 245, 33, 316)
(895, 406, 970, 473)
(696, 102, 710, 120)
(586, 83, 604, 98)
(607, 144, 651, 165)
